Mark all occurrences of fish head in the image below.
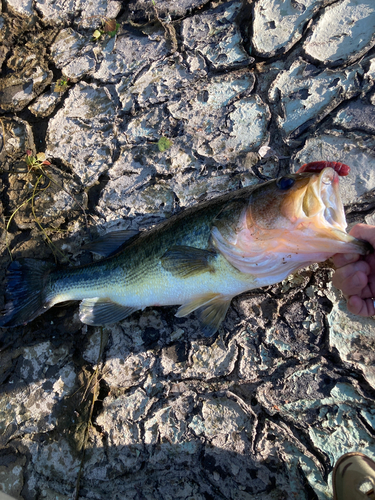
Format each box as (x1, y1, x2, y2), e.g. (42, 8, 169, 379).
(247, 167, 370, 254)
(212, 167, 372, 282)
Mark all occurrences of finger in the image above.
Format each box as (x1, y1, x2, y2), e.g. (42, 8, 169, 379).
(347, 295, 375, 317)
(332, 262, 370, 296)
(349, 223, 375, 247)
(331, 253, 360, 269)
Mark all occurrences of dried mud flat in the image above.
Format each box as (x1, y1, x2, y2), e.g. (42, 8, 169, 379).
(1, 1, 375, 499)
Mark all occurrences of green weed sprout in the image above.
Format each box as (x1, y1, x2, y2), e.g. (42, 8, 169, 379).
(158, 137, 173, 152)
(25, 150, 51, 170)
(54, 77, 70, 93)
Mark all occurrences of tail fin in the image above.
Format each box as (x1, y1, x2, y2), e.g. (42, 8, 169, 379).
(0, 259, 56, 328)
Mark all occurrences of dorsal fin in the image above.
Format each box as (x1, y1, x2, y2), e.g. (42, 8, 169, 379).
(82, 230, 139, 257)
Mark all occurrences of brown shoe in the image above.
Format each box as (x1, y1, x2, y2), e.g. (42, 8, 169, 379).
(333, 452, 375, 500)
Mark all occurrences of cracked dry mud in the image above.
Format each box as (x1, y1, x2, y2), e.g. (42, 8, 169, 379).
(1, 1, 375, 499)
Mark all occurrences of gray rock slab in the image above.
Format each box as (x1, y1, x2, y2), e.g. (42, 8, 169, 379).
(97, 162, 175, 223)
(127, 0, 210, 23)
(0, 116, 35, 166)
(269, 58, 368, 141)
(99, 316, 162, 389)
(123, 104, 177, 145)
(34, 0, 75, 24)
(0, 63, 53, 112)
(28, 87, 64, 117)
(181, 1, 253, 70)
(189, 397, 249, 437)
(167, 72, 269, 162)
(168, 71, 256, 124)
(161, 336, 238, 379)
(95, 144, 177, 222)
(50, 28, 88, 68)
(46, 82, 116, 185)
(270, 381, 375, 497)
(50, 29, 96, 81)
(0, 454, 25, 499)
(96, 142, 252, 222)
(29, 438, 80, 490)
(118, 53, 207, 110)
(293, 132, 375, 204)
(333, 97, 375, 134)
(304, 0, 375, 66)
(172, 171, 243, 208)
(327, 286, 375, 389)
(62, 53, 96, 81)
(5, 0, 34, 17)
(75, 0, 121, 29)
(93, 29, 169, 83)
(116, 70, 266, 165)
(34, 0, 121, 27)
(0, 341, 75, 439)
(255, 361, 375, 498)
(252, 0, 329, 58)
(208, 95, 271, 163)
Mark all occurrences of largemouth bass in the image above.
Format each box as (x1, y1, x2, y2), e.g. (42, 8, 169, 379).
(0, 165, 372, 336)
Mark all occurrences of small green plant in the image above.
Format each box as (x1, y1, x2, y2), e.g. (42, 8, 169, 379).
(92, 18, 120, 42)
(158, 136, 173, 152)
(54, 77, 70, 93)
(25, 150, 51, 170)
(92, 29, 103, 42)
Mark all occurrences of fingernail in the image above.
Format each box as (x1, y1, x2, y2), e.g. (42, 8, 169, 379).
(343, 253, 359, 262)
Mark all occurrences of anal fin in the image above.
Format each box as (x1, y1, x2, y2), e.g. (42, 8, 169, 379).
(176, 293, 232, 337)
(79, 298, 137, 326)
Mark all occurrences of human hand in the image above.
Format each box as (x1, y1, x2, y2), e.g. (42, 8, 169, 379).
(332, 224, 375, 317)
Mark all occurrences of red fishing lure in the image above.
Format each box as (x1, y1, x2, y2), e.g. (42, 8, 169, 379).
(296, 161, 350, 176)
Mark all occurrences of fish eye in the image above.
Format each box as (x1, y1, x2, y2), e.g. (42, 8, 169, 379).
(276, 177, 295, 190)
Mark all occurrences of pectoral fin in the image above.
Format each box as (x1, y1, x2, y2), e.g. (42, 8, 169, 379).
(79, 298, 137, 325)
(176, 293, 232, 337)
(82, 230, 139, 257)
(161, 246, 217, 278)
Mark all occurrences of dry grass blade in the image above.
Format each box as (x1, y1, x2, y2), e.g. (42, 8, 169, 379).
(103, 18, 117, 32)
(4, 154, 93, 262)
(73, 327, 106, 500)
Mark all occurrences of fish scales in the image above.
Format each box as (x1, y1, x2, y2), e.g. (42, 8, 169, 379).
(46, 187, 250, 307)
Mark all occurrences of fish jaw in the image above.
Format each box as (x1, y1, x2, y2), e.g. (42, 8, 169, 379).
(295, 167, 371, 255)
(212, 167, 371, 283)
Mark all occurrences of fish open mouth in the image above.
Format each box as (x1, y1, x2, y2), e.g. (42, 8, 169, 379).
(300, 167, 371, 254)
(302, 167, 346, 230)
